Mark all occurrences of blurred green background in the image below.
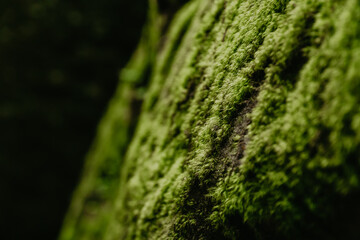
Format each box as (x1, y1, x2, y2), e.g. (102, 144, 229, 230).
(0, 0, 147, 239)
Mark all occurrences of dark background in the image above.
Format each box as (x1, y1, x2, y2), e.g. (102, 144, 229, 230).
(0, 0, 147, 239)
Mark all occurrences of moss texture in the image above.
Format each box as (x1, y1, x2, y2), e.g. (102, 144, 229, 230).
(60, 0, 360, 239)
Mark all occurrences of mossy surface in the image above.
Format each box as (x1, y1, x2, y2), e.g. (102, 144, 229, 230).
(60, 0, 360, 239)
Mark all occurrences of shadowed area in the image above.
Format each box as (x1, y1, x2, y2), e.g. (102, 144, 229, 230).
(0, 0, 146, 239)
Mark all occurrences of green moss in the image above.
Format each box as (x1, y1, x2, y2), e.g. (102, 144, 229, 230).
(60, 0, 360, 239)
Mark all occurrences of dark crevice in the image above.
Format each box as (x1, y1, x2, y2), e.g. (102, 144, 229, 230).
(160, 14, 194, 78)
(168, 1, 326, 239)
(158, 0, 191, 35)
(173, 75, 263, 240)
(172, 7, 321, 237)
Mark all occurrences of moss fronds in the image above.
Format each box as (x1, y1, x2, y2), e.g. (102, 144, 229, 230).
(60, 0, 360, 239)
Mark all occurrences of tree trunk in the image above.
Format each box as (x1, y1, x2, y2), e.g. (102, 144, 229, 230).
(60, 0, 360, 239)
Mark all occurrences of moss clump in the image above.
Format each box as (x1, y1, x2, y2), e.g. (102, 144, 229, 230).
(60, 0, 360, 239)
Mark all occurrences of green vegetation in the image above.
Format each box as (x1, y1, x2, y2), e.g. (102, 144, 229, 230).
(61, 0, 360, 239)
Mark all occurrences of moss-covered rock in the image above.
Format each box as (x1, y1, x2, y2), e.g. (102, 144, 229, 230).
(60, 0, 360, 239)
